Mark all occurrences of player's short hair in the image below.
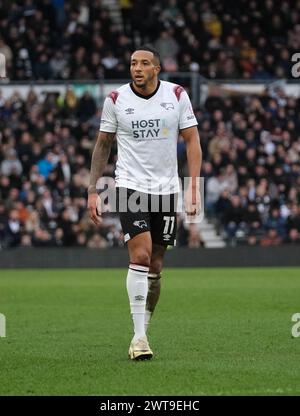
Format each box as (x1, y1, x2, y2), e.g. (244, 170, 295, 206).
(134, 45, 161, 65)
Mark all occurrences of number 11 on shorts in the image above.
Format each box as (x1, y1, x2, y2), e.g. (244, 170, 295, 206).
(163, 216, 175, 234)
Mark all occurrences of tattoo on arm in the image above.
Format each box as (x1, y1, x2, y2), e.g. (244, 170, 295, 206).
(88, 132, 115, 194)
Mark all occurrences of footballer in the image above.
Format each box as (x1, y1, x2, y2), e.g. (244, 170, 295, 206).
(87, 45, 202, 360)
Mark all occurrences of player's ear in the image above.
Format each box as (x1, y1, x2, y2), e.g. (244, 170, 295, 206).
(156, 64, 161, 75)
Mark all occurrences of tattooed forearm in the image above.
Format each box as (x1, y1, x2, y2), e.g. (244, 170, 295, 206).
(88, 132, 115, 194)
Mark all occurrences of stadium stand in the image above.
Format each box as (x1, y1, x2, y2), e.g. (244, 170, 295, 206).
(0, 0, 300, 249)
(1, 82, 300, 248)
(0, 0, 299, 80)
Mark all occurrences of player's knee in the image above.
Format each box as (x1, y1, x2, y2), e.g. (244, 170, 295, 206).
(149, 258, 163, 274)
(131, 250, 151, 268)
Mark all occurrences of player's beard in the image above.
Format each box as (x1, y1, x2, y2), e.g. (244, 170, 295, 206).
(133, 78, 147, 89)
(133, 73, 154, 90)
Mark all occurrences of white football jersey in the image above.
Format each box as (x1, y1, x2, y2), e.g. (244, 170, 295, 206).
(99, 80, 197, 194)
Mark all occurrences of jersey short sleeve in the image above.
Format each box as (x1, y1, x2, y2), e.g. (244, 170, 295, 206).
(99, 96, 117, 133)
(178, 91, 198, 130)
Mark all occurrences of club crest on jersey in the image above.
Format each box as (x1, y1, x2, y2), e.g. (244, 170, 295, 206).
(133, 220, 147, 229)
(160, 102, 174, 110)
(125, 108, 135, 114)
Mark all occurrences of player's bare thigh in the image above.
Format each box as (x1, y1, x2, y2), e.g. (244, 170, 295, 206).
(127, 234, 167, 272)
(127, 232, 152, 267)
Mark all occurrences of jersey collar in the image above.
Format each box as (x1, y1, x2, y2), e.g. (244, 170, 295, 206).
(130, 80, 161, 100)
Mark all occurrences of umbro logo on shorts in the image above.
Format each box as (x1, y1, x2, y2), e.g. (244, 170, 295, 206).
(160, 102, 174, 110)
(133, 220, 147, 229)
(163, 234, 171, 241)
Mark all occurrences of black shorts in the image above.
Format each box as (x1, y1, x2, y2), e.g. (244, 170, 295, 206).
(116, 187, 178, 246)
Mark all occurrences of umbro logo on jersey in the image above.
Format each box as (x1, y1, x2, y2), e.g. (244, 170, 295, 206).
(133, 220, 147, 229)
(125, 108, 135, 114)
(160, 102, 174, 110)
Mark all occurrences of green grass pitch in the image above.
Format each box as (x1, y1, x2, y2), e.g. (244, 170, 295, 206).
(0, 268, 300, 396)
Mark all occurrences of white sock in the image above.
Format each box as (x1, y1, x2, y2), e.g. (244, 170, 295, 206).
(126, 263, 149, 341)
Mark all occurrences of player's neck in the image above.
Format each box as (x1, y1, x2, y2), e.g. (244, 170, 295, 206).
(132, 79, 160, 97)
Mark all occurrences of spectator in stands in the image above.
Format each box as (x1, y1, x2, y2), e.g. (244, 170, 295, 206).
(1, 148, 23, 177)
(37, 152, 56, 179)
(222, 195, 246, 241)
(265, 207, 286, 238)
(243, 203, 262, 235)
(4, 209, 22, 248)
(284, 228, 300, 245)
(286, 204, 300, 232)
(155, 30, 179, 65)
(20, 234, 33, 247)
(77, 92, 97, 122)
(260, 228, 282, 246)
(50, 51, 68, 79)
(246, 234, 259, 246)
(206, 169, 229, 216)
(87, 233, 108, 249)
(32, 227, 54, 247)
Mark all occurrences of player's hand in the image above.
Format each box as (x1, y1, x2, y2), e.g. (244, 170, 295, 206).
(87, 193, 102, 226)
(184, 185, 201, 217)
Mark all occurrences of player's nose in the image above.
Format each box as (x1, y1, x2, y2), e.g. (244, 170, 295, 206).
(134, 62, 142, 71)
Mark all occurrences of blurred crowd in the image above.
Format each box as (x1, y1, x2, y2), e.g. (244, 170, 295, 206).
(0, 88, 124, 249)
(0, 87, 205, 249)
(0, 0, 299, 80)
(198, 83, 300, 246)
(1, 84, 300, 249)
(1, 0, 300, 249)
